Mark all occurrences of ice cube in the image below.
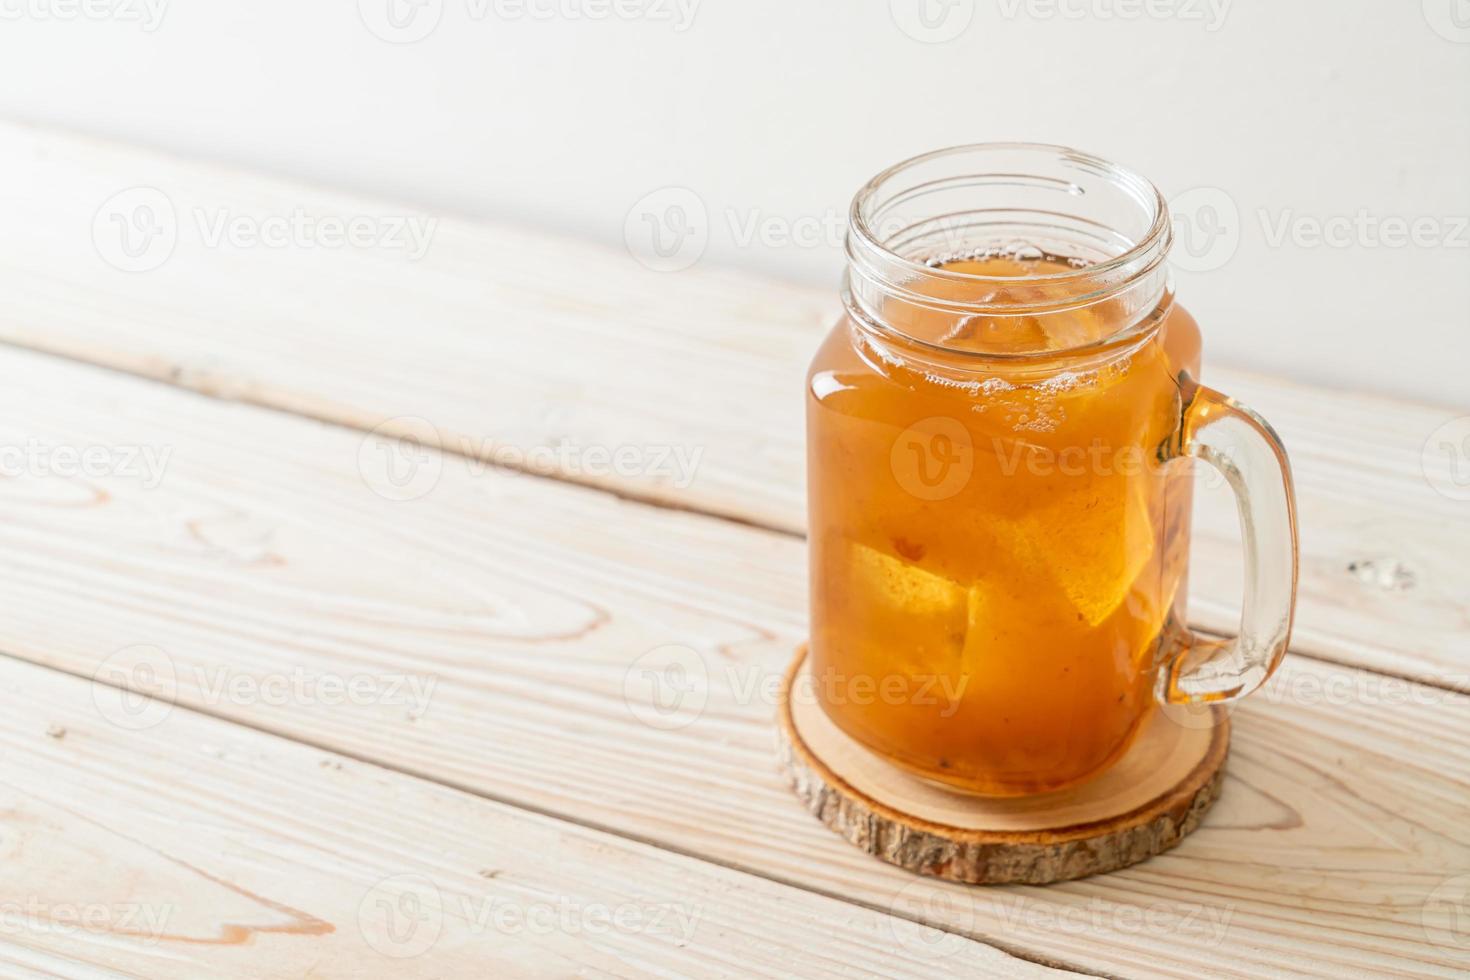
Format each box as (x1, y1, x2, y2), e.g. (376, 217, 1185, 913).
(989, 477, 1157, 627)
(847, 540, 965, 615)
(943, 314, 1051, 354)
(832, 541, 971, 673)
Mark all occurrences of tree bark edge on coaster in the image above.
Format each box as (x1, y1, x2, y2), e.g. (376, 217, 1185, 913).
(775, 644, 1229, 885)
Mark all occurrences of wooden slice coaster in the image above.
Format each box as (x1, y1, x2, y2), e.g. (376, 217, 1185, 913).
(775, 645, 1228, 885)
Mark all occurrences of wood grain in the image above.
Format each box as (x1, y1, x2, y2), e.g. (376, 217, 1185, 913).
(0, 121, 1463, 690)
(0, 655, 1068, 978)
(0, 347, 1464, 978)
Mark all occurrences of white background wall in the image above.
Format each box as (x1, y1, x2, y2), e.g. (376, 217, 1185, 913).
(0, 0, 1466, 405)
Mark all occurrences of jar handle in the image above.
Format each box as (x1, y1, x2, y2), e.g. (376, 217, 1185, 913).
(1161, 385, 1299, 704)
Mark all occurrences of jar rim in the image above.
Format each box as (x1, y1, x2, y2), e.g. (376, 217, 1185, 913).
(847, 142, 1173, 285)
(842, 142, 1176, 363)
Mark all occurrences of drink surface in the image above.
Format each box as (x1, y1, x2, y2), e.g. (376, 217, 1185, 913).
(806, 252, 1202, 795)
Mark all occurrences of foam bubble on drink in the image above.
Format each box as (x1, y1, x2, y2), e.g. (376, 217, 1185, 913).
(1034, 370, 1098, 394)
(923, 372, 985, 395)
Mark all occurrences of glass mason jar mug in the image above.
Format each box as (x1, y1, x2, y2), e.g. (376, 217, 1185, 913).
(806, 145, 1298, 797)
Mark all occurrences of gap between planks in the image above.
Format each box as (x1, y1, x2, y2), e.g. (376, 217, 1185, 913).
(0, 645, 1089, 978)
(1, 335, 1458, 701)
(2, 340, 1458, 975)
(0, 642, 1106, 980)
(0, 116, 1463, 692)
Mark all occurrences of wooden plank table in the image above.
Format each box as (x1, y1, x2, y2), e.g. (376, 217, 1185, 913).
(0, 121, 1465, 978)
